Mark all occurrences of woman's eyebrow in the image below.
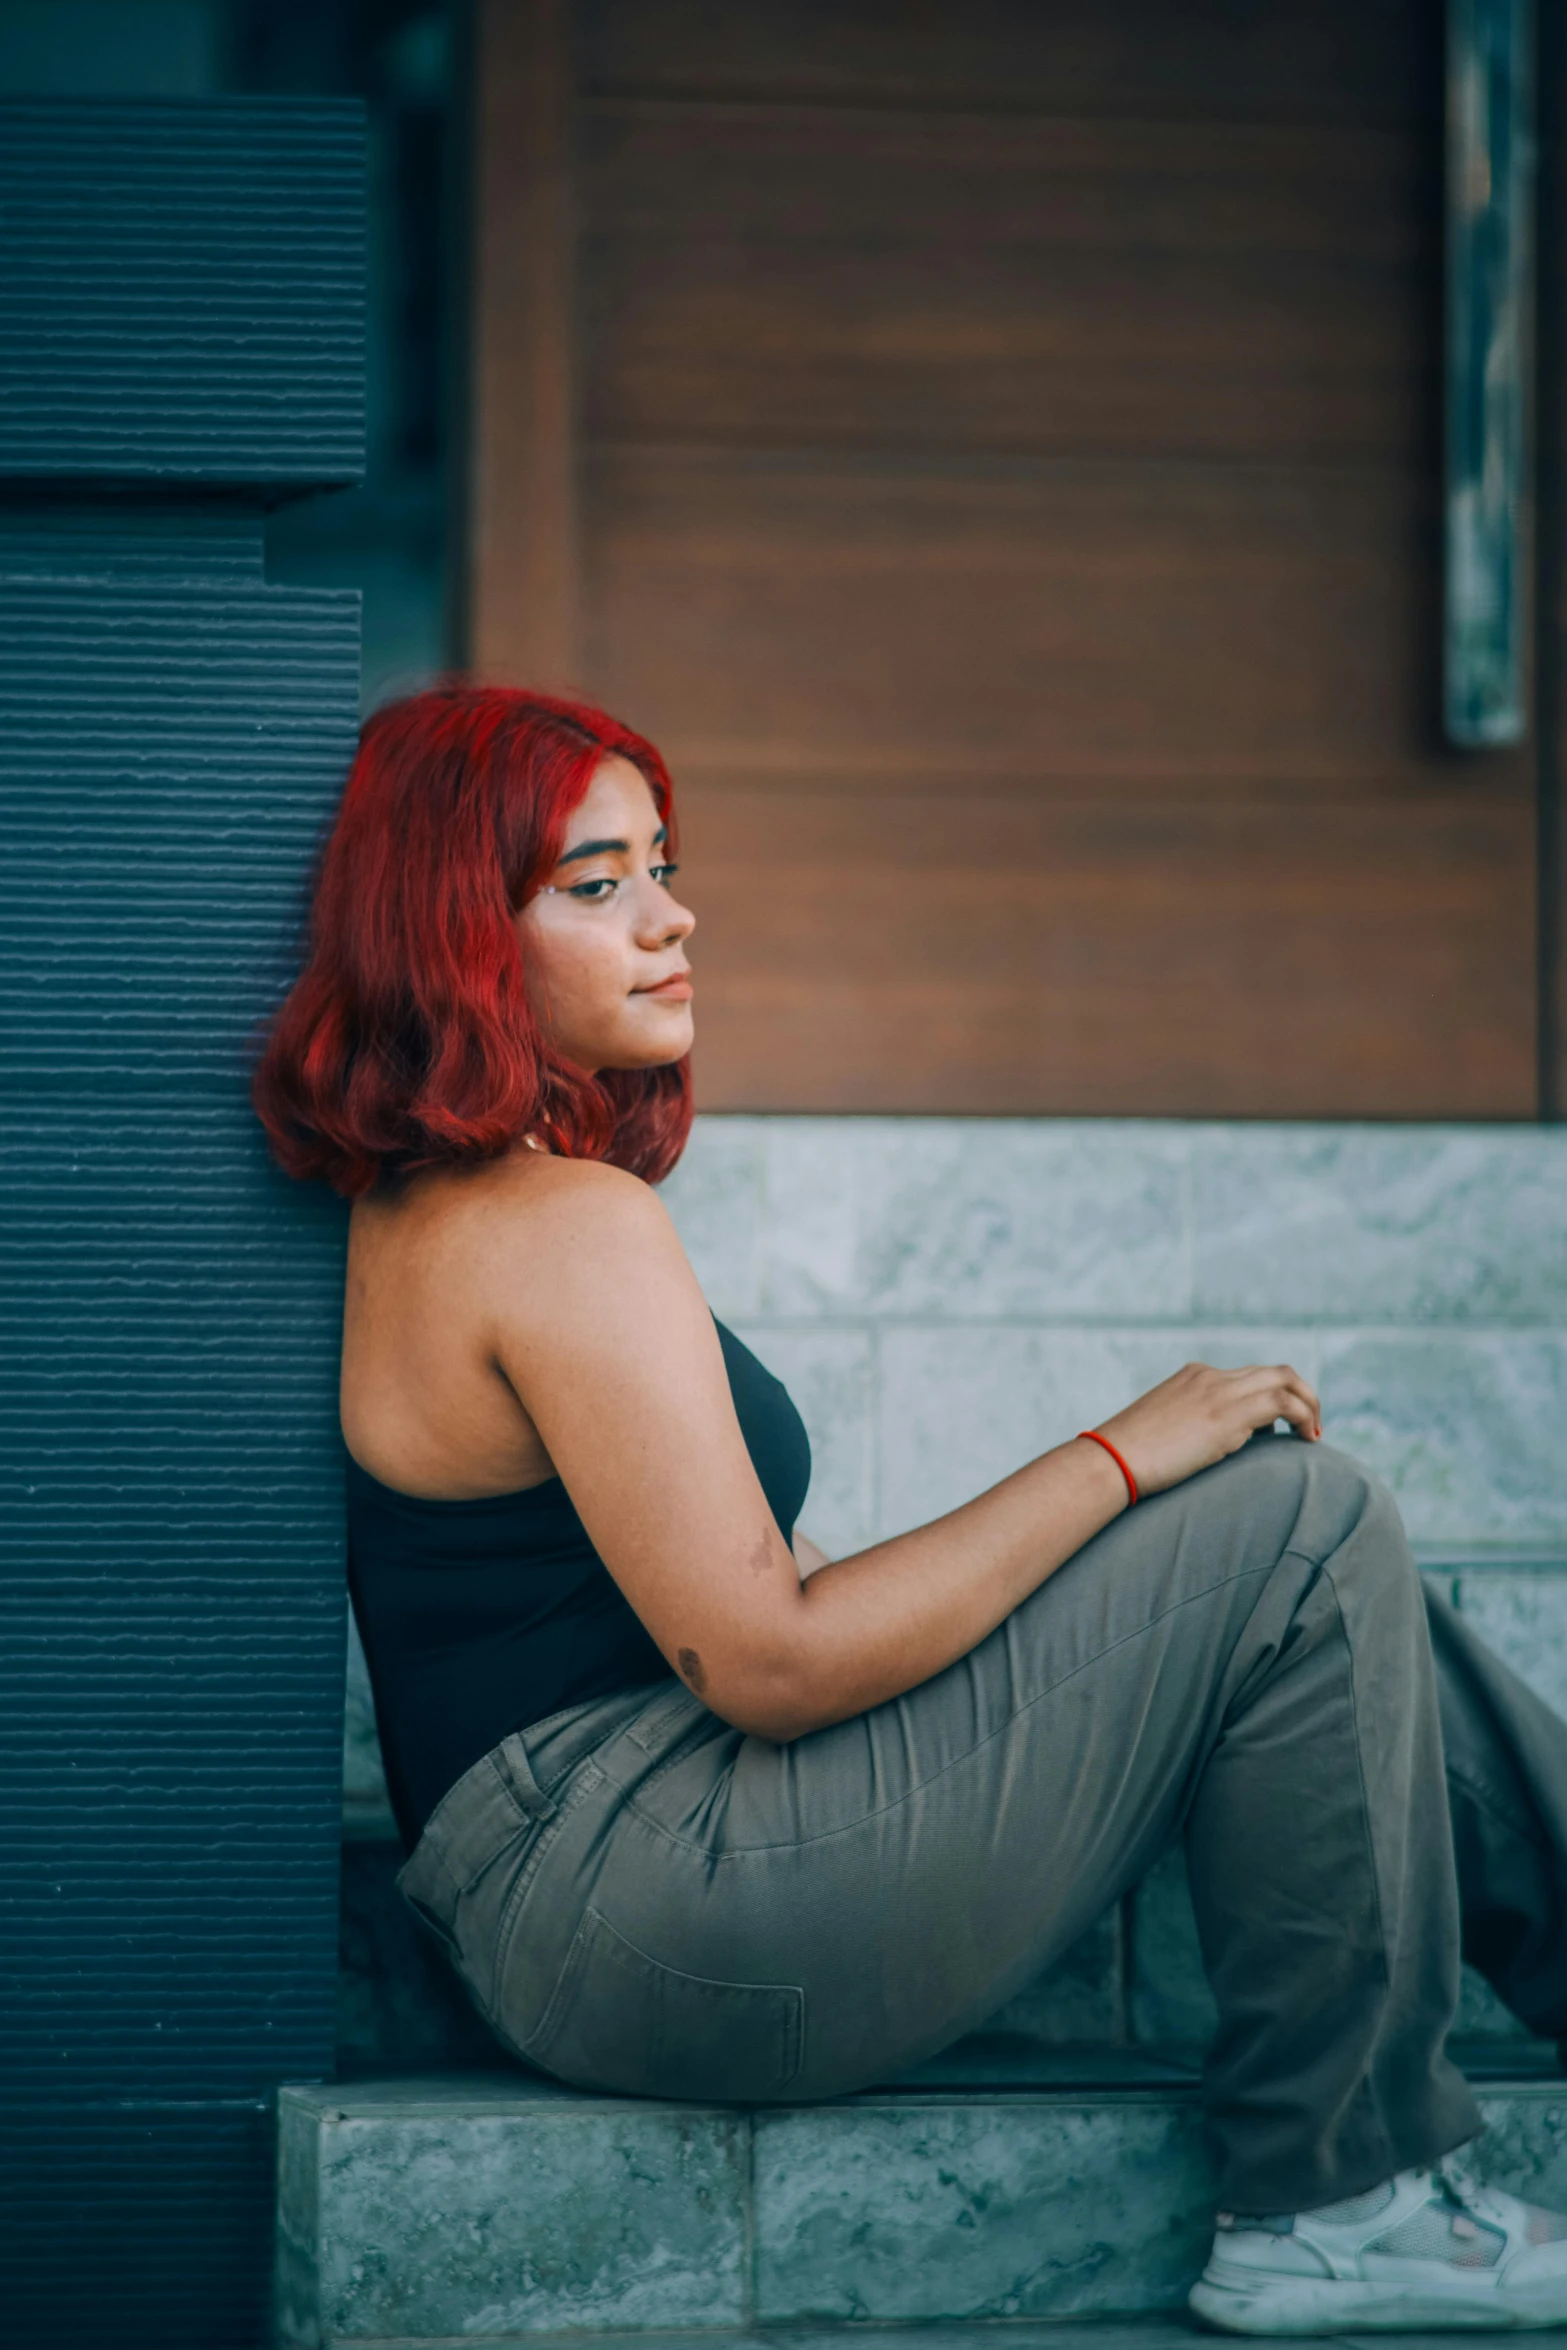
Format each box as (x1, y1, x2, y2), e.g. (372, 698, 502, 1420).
(556, 823, 668, 867)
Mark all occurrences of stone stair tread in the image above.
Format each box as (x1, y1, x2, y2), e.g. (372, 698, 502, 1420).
(277, 2074, 1567, 2347)
(286, 2063, 1567, 2116)
(274, 2313, 1551, 2349)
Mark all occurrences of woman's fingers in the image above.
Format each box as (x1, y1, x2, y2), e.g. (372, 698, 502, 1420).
(1228, 1364, 1321, 1440)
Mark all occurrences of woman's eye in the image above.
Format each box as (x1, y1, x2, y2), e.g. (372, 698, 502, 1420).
(652, 862, 679, 889)
(567, 876, 620, 901)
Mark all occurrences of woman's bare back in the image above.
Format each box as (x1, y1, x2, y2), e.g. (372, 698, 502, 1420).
(340, 1152, 557, 1501)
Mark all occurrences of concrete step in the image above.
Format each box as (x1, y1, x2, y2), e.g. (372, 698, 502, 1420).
(269, 2328, 1541, 2350)
(277, 2070, 1567, 2348)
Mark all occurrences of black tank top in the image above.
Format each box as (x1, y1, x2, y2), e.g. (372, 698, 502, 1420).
(346, 1319, 812, 1846)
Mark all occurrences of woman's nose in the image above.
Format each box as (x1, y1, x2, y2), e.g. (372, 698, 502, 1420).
(637, 877, 695, 941)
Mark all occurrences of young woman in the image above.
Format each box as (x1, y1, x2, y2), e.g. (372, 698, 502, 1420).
(257, 686, 1567, 2334)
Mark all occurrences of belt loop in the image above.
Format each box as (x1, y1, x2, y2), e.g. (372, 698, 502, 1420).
(494, 1730, 559, 1822)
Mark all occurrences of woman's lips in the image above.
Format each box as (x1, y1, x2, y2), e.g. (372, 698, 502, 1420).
(638, 974, 693, 1000)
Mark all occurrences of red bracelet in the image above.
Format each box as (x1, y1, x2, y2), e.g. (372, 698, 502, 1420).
(1077, 1428, 1139, 1507)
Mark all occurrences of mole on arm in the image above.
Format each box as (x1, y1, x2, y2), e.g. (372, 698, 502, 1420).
(677, 1647, 707, 1694)
(747, 1529, 774, 1578)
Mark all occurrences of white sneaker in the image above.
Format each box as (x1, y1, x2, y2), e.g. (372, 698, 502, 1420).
(1188, 2156, 1567, 2333)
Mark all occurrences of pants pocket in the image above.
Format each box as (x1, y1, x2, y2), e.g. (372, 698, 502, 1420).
(526, 1906, 805, 2102)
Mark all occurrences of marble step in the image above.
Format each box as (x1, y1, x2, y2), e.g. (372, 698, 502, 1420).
(273, 2327, 1530, 2350)
(276, 2069, 1567, 2349)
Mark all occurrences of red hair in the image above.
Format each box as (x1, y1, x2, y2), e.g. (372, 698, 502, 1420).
(253, 684, 693, 1198)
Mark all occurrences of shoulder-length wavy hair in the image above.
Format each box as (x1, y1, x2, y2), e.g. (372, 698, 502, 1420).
(253, 684, 694, 1199)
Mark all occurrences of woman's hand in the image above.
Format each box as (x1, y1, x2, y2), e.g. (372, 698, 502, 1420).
(1093, 1361, 1322, 1500)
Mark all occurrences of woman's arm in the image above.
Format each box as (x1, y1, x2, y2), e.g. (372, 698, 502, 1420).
(484, 1160, 1320, 1743)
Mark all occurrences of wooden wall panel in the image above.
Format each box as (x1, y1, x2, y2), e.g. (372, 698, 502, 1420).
(470, 0, 582, 686)
(474, 0, 1536, 1116)
(583, 109, 1435, 463)
(676, 791, 1534, 1116)
(587, 450, 1525, 797)
(1540, 0, 1567, 1118)
(581, 0, 1434, 125)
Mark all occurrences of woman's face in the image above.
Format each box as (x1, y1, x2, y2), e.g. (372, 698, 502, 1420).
(516, 755, 696, 1074)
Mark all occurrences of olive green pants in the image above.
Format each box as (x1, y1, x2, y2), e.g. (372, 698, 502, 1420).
(399, 1437, 1567, 2214)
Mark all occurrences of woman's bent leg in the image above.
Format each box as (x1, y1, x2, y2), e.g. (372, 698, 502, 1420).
(412, 1438, 1478, 2217)
(1181, 1457, 1476, 2211)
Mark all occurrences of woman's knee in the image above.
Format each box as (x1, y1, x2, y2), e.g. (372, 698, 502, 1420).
(1295, 1441, 1421, 1608)
(1201, 1434, 1413, 1583)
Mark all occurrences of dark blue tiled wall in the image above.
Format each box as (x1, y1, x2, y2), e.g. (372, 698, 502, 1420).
(0, 102, 363, 2348)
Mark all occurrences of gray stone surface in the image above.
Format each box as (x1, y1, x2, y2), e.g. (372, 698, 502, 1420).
(876, 1325, 1317, 1542)
(1317, 1334, 1567, 1547)
(754, 2092, 1212, 2323)
(1454, 1569, 1567, 1723)
(278, 2078, 1567, 2341)
(1191, 1127, 1567, 1326)
(667, 1114, 1567, 1327)
(753, 1119, 1192, 1322)
(267, 2329, 1545, 2350)
(657, 1121, 767, 1322)
(277, 2080, 749, 2346)
(729, 1321, 876, 1560)
(276, 2078, 323, 2350)
(1474, 2088, 1567, 2206)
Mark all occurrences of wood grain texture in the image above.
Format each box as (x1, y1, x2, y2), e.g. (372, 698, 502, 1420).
(583, 106, 1438, 463)
(1539, 0, 1567, 1117)
(581, 0, 1437, 126)
(586, 447, 1520, 795)
(473, 0, 1535, 1115)
(469, 0, 582, 684)
(675, 787, 1535, 1116)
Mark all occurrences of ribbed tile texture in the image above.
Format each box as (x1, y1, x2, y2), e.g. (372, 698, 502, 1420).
(0, 577, 362, 1084)
(0, 2106, 275, 2343)
(2, 116, 363, 2328)
(0, 101, 365, 485)
(2, 1103, 347, 1558)
(0, 1575, 345, 2099)
(0, 499, 265, 579)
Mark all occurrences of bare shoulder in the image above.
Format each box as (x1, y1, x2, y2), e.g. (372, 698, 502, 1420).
(467, 1149, 674, 1256)
(354, 1149, 677, 1292)
(444, 1150, 691, 1341)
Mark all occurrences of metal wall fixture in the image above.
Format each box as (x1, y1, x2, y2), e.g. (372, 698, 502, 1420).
(1446, 0, 1535, 746)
